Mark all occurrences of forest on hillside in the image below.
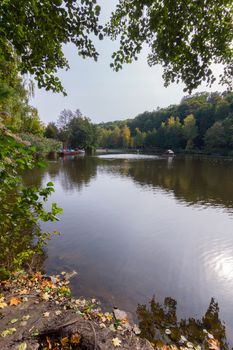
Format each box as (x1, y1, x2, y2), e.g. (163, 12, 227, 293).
(44, 91, 233, 155)
(96, 91, 233, 155)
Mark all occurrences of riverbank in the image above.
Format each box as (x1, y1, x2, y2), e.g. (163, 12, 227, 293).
(0, 271, 221, 350)
(97, 148, 233, 157)
(0, 271, 153, 350)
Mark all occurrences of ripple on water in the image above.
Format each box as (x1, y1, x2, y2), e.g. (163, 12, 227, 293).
(200, 236, 233, 289)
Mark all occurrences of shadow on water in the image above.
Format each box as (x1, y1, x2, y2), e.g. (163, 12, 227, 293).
(137, 295, 231, 349)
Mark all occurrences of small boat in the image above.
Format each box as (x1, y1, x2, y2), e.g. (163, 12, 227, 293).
(59, 149, 85, 156)
(164, 149, 175, 155)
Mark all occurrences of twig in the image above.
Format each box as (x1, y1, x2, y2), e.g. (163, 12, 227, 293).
(88, 321, 97, 350)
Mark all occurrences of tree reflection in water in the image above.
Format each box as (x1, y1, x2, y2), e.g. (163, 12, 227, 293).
(137, 296, 229, 349)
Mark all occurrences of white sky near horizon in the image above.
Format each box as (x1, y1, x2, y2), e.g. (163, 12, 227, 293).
(31, 1, 225, 125)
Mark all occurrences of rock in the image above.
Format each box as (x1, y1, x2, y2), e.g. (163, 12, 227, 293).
(133, 324, 141, 335)
(63, 270, 78, 281)
(113, 308, 128, 322)
(113, 308, 132, 330)
(50, 276, 57, 284)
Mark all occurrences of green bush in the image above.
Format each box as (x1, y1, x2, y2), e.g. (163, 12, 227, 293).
(19, 132, 62, 154)
(0, 124, 62, 275)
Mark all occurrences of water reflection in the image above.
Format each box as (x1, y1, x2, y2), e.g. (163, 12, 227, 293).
(56, 157, 98, 192)
(99, 155, 233, 211)
(23, 156, 98, 192)
(25, 155, 233, 211)
(137, 296, 229, 349)
(23, 155, 233, 345)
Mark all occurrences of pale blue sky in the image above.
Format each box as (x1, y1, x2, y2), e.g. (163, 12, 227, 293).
(31, 2, 224, 125)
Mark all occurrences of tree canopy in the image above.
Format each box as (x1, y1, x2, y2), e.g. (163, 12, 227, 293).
(0, 1, 232, 93)
(107, 0, 233, 92)
(0, 0, 102, 94)
(52, 109, 99, 151)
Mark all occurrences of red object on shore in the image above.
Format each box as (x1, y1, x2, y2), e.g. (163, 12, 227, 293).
(59, 149, 85, 156)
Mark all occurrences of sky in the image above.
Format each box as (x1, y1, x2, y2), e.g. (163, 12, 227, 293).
(31, 2, 224, 125)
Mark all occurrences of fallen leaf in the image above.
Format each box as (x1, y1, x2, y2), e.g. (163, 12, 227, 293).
(109, 324, 116, 332)
(60, 337, 69, 346)
(31, 329, 39, 336)
(106, 314, 113, 321)
(46, 336, 52, 349)
(1, 328, 17, 337)
(55, 310, 62, 316)
(21, 315, 30, 321)
(41, 292, 50, 301)
(112, 337, 122, 347)
(10, 297, 21, 306)
(32, 272, 43, 281)
(207, 338, 220, 350)
(133, 324, 141, 335)
(71, 333, 81, 344)
(40, 280, 55, 290)
(10, 319, 18, 324)
(19, 289, 29, 295)
(0, 297, 7, 309)
(99, 323, 106, 329)
(43, 311, 50, 317)
(18, 342, 27, 350)
(58, 286, 71, 296)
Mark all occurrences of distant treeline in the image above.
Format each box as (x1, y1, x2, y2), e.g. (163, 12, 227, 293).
(97, 91, 233, 155)
(44, 91, 233, 155)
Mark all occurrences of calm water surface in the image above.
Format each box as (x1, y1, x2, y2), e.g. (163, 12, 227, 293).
(25, 154, 233, 340)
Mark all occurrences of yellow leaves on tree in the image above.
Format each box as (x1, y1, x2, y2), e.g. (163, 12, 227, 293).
(122, 126, 131, 148)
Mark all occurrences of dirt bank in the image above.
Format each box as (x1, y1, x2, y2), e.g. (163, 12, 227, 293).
(0, 271, 153, 350)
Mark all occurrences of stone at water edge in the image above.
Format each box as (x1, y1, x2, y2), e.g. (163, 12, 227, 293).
(64, 270, 78, 281)
(113, 308, 128, 322)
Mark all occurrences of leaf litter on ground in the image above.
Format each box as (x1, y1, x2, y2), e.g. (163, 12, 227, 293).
(0, 270, 221, 350)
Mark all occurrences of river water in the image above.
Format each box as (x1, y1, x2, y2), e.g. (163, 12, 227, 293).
(24, 154, 233, 342)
